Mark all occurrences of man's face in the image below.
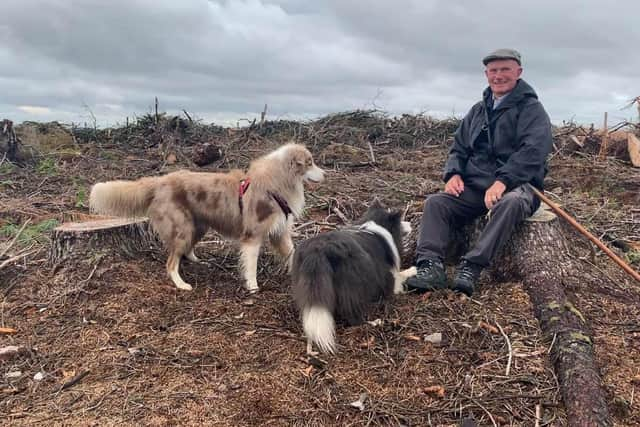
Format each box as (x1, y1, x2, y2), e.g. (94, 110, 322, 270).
(484, 59, 522, 97)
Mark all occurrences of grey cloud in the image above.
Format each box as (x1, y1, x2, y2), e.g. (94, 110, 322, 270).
(1, 0, 639, 126)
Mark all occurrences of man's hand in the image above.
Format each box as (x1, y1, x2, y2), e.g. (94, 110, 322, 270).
(444, 174, 465, 197)
(484, 180, 507, 209)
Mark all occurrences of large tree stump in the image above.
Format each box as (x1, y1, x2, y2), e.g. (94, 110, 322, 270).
(49, 217, 161, 265)
(490, 212, 611, 426)
(404, 204, 612, 426)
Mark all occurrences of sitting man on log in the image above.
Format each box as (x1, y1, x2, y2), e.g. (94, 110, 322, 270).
(406, 48, 554, 296)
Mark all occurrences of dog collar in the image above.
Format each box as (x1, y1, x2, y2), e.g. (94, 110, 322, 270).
(268, 191, 292, 219)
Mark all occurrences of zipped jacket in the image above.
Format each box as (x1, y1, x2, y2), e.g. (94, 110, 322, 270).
(443, 79, 553, 191)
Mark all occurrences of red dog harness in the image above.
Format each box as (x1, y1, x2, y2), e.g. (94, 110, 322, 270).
(238, 178, 292, 219)
(238, 178, 251, 214)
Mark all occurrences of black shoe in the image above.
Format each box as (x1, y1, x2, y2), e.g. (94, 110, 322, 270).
(406, 258, 447, 292)
(452, 260, 483, 296)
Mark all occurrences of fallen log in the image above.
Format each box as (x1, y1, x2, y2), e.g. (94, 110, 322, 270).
(491, 212, 612, 426)
(404, 203, 612, 426)
(49, 217, 161, 265)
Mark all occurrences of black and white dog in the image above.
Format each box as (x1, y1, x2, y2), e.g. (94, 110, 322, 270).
(291, 200, 416, 354)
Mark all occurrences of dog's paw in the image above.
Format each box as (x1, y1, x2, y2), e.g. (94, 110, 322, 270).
(245, 281, 259, 294)
(393, 267, 417, 294)
(401, 266, 417, 278)
(185, 250, 201, 263)
(175, 282, 193, 291)
(286, 255, 294, 274)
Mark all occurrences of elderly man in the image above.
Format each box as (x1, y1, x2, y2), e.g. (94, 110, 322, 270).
(406, 48, 553, 296)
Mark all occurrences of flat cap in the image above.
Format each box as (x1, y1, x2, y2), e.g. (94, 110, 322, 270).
(482, 48, 522, 65)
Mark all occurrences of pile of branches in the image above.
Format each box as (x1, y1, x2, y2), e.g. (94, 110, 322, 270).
(67, 110, 460, 152)
(552, 121, 640, 162)
(247, 110, 460, 149)
(545, 155, 640, 266)
(9, 109, 639, 172)
(71, 112, 227, 148)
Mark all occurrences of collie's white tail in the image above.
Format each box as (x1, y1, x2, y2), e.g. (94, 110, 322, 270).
(302, 306, 336, 354)
(89, 178, 155, 217)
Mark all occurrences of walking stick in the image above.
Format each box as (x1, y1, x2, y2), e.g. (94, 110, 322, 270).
(527, 184, 640, 283)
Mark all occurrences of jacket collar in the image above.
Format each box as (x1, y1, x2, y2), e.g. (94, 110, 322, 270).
(483, 79, 538, 111)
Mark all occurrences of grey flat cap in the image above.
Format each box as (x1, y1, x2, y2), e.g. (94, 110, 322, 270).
(482, 48, 522, 65)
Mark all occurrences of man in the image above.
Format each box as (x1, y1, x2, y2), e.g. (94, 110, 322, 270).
(406, 48, 553, 296)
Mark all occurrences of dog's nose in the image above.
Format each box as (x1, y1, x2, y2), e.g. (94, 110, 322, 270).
(305, 165, 326, 183)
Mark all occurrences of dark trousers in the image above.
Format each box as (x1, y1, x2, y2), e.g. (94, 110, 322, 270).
(415, 185, 539, 267)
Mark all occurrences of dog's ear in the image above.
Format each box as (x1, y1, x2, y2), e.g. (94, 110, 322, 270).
(389, 210, 402, 222)
(370, 197, 383, 209)
(289, 149, 306, 174)
(291, 147, 311, 166)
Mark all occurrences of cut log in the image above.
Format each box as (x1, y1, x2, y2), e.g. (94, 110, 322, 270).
(491, 215, 612, 426)
(403, 204, 612, 426)
(49, 217, 161, 265)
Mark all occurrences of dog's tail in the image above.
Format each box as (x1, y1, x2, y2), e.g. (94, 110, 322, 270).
(292, 254, 337, 354)
(302, 306, 335, 354)
(89, 177, 156, 217)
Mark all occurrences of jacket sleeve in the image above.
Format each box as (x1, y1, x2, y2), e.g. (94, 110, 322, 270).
(495, 101, 553, 189)
(443, 110, 473, 183)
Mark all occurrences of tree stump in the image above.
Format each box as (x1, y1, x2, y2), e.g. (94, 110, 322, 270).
(49, 217, 161, 265)
(192, 143, 224, 166)
(404, 204, 612, 426)
(1, 119, 20, 164)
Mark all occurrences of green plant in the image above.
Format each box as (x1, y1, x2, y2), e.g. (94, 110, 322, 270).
(36, 157, 58, 176)
(100, 151, 118, 161)
(75, 186, 88, 208)
(0, 162, 15, 175)
(626, 250, 640, 265)
(0, 218, 59, 245)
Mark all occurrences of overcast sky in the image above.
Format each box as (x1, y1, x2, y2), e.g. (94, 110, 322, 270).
(2, 0, 639, 128)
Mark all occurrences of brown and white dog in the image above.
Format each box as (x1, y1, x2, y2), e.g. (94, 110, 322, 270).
(89, 143, 325, 292)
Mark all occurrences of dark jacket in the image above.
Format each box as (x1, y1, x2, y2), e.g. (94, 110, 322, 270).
(443, 79, 553, 191)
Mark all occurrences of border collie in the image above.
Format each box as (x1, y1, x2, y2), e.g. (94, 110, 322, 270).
(291, 200, 416, 354)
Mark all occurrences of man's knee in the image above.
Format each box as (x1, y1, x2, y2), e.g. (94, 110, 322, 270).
(424, 193, 452, 213)
(494, 191, 529, 216)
